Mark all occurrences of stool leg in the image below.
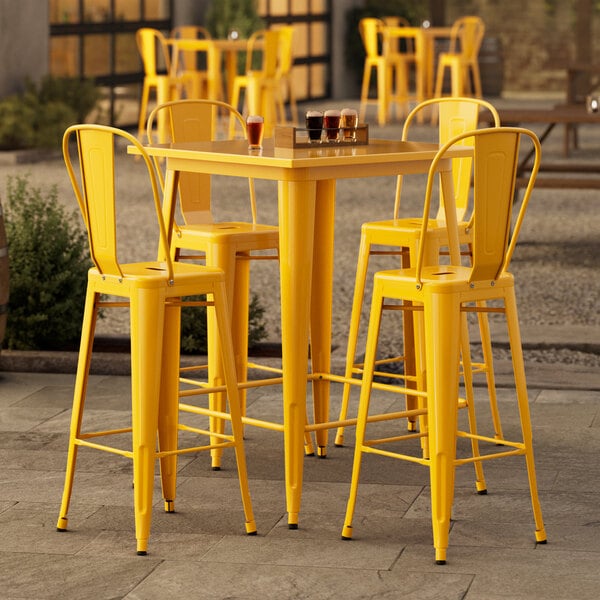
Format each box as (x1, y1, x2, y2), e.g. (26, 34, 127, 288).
(205, 242, 237, 470)
(138, 81, 151, 139)
(56, 287, 98, 532)
(476, 302, 504, 441)
(504, 289, 547, 544)
(424, 290, 461, 565)
(232, 252, 251, 419)
(376, 63, 388, 126)
(158, 300, 182, 513)
(359, 64, 372, 125)
(212, 281, 257, 535)
(459, 313, 487, 494)
(341, 282, 384, 540)
(130, 288, 165, 555)
(336, 230, 371, 447)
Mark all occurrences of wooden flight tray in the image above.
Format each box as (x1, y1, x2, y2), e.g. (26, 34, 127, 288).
(274, 124, 369, 148)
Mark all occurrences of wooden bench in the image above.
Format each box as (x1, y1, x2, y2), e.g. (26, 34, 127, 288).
(483, 104, 600, 189)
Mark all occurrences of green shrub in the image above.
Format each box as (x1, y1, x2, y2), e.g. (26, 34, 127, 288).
(3, 175, 90, 350)
(33, 75, 101, 123)
(0, 76, 100, 150)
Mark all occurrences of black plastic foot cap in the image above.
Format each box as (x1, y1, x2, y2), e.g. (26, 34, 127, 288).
(477, 489, 488, 495)
(56, 527, 67, 532)
(288, 523, 298, 530)
(537, 539, 548, 545)
(435, 559, 446, 565)
(305, 452, 315, 457)
(137, 550, 147, 556)
(247, 530, 258, 536)
(341, 535, 352, 541)
(212, 466, 221, 471)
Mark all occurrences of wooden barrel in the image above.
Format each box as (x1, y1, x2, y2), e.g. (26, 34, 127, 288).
(0, 199, 8, 351)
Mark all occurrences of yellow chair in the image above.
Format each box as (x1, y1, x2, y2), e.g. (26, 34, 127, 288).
(341, 126, 547, 565)
(55, 124, 256, 555)
(358, 18, 409, 125)
(170, 25, 213, 100)
(229, 29, 281, 137)
(335, 97, 502, 446)
(146, 99, 281, 467)
(273, 25, 298, 125)
(434, 16, 485, 98)
(136, 28, 182, 139)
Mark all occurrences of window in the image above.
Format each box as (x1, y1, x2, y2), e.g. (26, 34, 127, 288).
(49, 0, 173, 127)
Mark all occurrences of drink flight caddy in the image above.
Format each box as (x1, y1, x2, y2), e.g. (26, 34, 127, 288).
(273, 107, 368, 148)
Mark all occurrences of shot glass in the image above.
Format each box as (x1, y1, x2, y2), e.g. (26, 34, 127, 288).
(305, 110, 323, 143)
(340, 108, 358, 142)
(323, 109, 341, 142)
(246, 115, 264, 149)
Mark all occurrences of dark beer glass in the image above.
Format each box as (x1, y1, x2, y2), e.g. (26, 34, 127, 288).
(305, 110, 323, 143)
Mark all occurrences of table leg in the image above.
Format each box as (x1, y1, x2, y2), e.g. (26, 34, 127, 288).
(278, 179, 317, 528)
(310, 180, 335, 457)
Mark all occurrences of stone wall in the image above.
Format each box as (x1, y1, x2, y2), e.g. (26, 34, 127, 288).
(446, 0, 599, 96)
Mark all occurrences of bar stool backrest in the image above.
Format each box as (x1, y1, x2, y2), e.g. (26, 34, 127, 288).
(359, 18, 385, 60)
(448, 16, 485, 62)
(63, 124, 173, 281)
(136, 28, 172, 78)
(147, 99, 255, 227)
(415, 127, 541, 286)
(397, 97, 500, 221)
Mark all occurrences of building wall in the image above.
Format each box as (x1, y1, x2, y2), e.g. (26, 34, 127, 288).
(446, 0, 599, 96)
(0, 0, 48, 96)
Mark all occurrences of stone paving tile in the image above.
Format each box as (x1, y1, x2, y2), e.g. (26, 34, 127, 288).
(123, 560, 474, 600)
(397, 545, 600, 600)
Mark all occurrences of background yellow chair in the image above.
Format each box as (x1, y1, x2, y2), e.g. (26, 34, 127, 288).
(56, 124, 256, 555)
(170, 25, 213, 100)
(136, 28, 182, 139)
(358, 18, 409, 125)
(229, 29, 282, 137)
(273, 25, 298, 125)
(335, 97, 502, 446)
(434, 16, 485, 98)
(146, 99, 280, 468)
(341, 126, 547, 565)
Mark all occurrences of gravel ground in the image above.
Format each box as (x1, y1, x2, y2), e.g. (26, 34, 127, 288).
(2, 97, 598, 367)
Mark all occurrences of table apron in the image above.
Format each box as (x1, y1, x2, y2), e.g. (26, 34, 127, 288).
(165, 156, 453, 182)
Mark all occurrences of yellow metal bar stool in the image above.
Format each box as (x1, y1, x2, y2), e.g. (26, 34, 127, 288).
(55, 124, 256, 555)
(434, 16, 485, 99)
(146, 100, 316, 464)
(335, 97, 503, 446)
(136, 28, 183, 140)
(341, 126, 547, 565)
